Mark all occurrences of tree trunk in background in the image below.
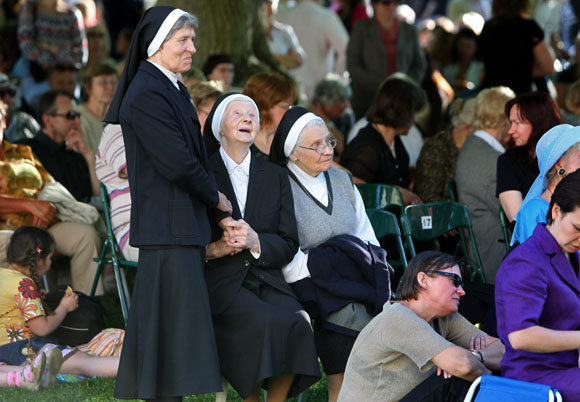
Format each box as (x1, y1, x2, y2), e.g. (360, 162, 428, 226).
(155, 0, 283, 86)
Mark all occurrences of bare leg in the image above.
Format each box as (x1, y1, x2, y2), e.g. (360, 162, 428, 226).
(0, 365, 25, 387)
(60, 352, 119, 377)
(326, 373, 344, 402)
(266, 373, 295, 402)
(243, 380, 263, 402)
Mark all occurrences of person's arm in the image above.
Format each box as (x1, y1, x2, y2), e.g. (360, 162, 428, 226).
(65, 127, 99, 196)
(341, 144, 379, 183)
(26, 292, 78, 337)
(0, 196, 56, 229)
(532, 40, 556, 77)
(431, 345, 491, 382)
(499, 190, 523, 222)
(324, 11, 349, 75)
(353, 185, 380, 246)
(128, 88, 220, 208)
(470, 335, 505, 371)
(508, 326, 580, 353)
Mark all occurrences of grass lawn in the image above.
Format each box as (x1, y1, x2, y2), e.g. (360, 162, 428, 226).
(0, 375, 329, 401)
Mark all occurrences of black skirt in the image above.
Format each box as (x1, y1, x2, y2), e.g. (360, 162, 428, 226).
(212, 270, 321, 399)
(114, 247, 222, 399)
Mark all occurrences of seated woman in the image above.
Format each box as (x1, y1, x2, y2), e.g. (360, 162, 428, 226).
(340, 73, 426, 205)
(203, 94, 320, 401)
(339, 251, 504, 402)
(242, 72, 297, 159)
(498, 91, 562, 222)
(496, 170, 580, 400)
(511, 124, 580, 245)
(270, 107, 390, 402)
(414, 97, 476, 203)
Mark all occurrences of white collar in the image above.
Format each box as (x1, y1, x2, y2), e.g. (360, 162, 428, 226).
(220, 146, 251, 177)
(288, 160, 325, 187)
(147, 60, 179, 90)
(473, 130, 505, 153)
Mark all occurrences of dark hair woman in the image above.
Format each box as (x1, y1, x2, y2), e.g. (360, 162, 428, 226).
(340, 73, 427, 205)
(497, 91, 562, 222)
(496, 170, 580, 401)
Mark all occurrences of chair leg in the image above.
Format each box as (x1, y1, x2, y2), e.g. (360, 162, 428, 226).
(90, 240, 111, 297)
(119, 267, 131, 310)
(113, 261, 130, 327)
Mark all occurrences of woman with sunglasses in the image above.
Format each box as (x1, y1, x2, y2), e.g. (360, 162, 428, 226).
(495, 170, 580, 401)
(270, 107, 387, 402)
(339, 251, 504, 402)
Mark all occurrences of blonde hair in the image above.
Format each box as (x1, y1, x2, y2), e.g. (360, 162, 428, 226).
(473, 86, 515, 130)
(565, 79, 580, 112)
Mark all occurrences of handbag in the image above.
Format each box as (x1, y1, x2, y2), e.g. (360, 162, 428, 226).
(44, 290, 105, 347)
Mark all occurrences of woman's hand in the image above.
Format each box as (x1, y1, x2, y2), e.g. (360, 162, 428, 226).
(58, 292, 79, 313)
(26, 199, 57, 229)
(205, 237, 242, 260)
(400, 187, 422, 206)
(217, 191, 233, 214)
(222, 219, 260, 255)
(470, 335, 488, 351)
(435, 366, 452, 379)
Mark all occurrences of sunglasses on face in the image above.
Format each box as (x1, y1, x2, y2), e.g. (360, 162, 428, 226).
(50, 110, 81, 120)
(425, 270, 463, 288)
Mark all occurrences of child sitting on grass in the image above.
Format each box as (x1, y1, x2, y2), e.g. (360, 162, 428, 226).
(0, 226, 119, 387)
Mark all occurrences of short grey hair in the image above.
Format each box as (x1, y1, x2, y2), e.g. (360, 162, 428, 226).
(292, 117, 327, 154)
(163, 13, 198, 46)
(311, 74, 352, 105)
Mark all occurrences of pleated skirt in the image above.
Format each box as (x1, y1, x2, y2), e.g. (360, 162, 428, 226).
(114, 247, 222, 399)
(212, 271, 321, 399)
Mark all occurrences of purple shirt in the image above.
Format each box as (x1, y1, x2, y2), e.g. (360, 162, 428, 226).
(496, 223, 580, 399)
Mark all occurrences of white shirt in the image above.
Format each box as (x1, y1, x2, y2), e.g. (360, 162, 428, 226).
(219, 147, 260, 259)
(473, 130, 506, 154)
(282, 162, 379, 283)
(276, 0, 349, 99)
(147, 60, 179, 90)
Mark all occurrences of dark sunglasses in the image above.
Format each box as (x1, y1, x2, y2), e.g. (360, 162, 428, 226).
(50, 110, 81, 120)
(425, 270, 463, 288)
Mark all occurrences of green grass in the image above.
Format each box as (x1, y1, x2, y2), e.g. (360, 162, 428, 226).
(0, 375, 328, 401)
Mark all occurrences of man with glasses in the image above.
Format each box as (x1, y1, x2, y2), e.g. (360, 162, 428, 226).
(18, 90, 98, 203)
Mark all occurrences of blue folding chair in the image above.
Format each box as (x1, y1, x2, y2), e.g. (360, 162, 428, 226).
(464, 375, 562, 402)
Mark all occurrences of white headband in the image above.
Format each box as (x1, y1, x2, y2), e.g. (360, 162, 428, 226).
(211, 94, 260, 143)
(147, 9, 187, 57)
(284, 112, 318, 157)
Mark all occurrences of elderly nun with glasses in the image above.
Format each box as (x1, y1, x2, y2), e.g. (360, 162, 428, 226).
(104, 6, 233, 401)
(270, 107, 392, 402)
(202, 93, 320, 402)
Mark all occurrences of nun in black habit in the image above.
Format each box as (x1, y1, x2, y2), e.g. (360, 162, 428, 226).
(203, 93, 321, 401)
(104, 6, 232, 401)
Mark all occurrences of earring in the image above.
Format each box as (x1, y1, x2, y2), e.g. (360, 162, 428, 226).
(558, 168, 567, 177)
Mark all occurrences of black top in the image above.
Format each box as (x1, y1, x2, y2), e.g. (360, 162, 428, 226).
(250, 144, 269, 161)
(496, 146, 539, 197)
(340, 123, 410, 187)
(18, 131, 93, 202)
(479, 16, 544, 94)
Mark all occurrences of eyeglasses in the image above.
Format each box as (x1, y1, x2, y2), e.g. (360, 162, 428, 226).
(299, 137, 337, 154)
(50, 110, 81, 120)
(425, 270, 463, 288)
(275, 103, 293, 111)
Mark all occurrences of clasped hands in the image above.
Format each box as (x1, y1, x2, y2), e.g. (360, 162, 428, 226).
(206, 216, 260, 260)
(435, 335, 488, 379)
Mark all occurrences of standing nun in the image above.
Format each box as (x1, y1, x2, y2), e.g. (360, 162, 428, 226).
(104, 6, 232, 401)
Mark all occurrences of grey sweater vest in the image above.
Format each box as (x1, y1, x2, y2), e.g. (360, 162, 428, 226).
(289, 168, 358, 252)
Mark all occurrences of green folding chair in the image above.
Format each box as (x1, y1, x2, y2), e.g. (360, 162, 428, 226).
(498, 206, 511, 253)
(90, 183, 137, 326)
(400, 202, 486, 283)
(355, 183, 404, 214)
(366, 208, 408, 270)
(447, 180, 458, 202)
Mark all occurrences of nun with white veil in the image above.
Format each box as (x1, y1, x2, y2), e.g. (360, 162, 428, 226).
(104, 6, 232, 401)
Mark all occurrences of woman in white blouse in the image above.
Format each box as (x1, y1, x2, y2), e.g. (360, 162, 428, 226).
(270, 106, 382, 402)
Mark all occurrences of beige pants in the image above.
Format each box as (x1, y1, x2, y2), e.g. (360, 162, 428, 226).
(0, 223, 103, 295)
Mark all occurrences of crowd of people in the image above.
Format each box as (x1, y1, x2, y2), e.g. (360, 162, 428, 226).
(1, 0, 580, 401)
